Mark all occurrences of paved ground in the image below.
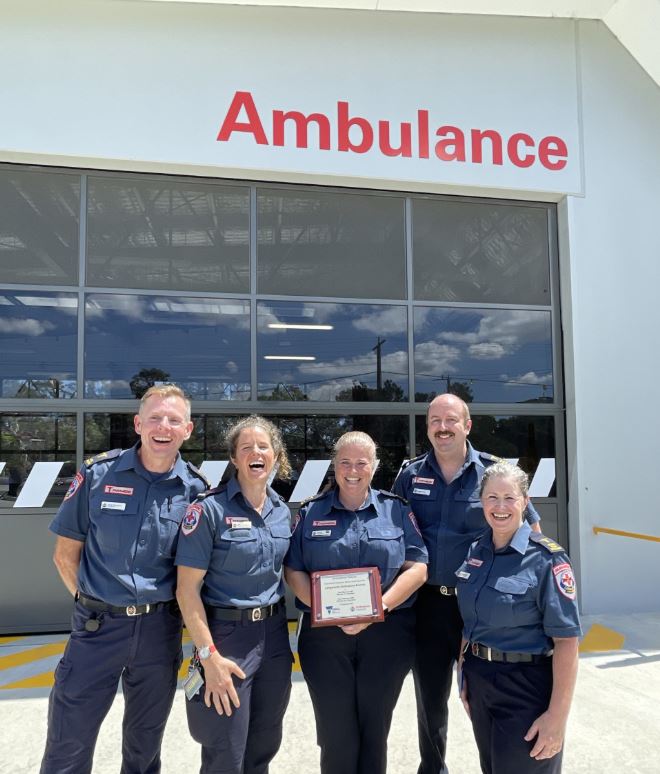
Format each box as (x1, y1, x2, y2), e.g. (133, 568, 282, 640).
(1, 613, 659, 773)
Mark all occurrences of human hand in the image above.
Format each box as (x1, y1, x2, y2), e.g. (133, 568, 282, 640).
(525, 710, 565, 759)
(203, 653, 246, 716)
(459, 669, 470, 718)
(340, 622, 371, 636)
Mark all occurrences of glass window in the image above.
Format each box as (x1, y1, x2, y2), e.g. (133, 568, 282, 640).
(0, 292, 78, 398)
(414, 413, 556, 496)
(0, 168, 80, 285)
(412, 199, 550, 304)
(0, 413, 76, 509)
(257, 189, 406, 299)
(258, 301, 408, 402)
(87, 178, 249, 292)
(84, 294, 251, 400)
(413, 307, 553, 403)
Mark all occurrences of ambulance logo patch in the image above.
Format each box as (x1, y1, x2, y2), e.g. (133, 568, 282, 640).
(553, 562, 576, 600)
(182, 503, 203, 536)
(408, 511, 422, 537)
(291, 512, 302, 533)
(64, 472, 84, 501)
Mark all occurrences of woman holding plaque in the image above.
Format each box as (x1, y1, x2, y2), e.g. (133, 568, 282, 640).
(284, 431, 428, 774)
(175, 415, 293, 774)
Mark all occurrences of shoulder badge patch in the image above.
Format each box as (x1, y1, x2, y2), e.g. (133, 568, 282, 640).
(408, 510, 422, 537)
(553, 562, 576, 600)
(64, 471, 84, 501)
(181, 503, 203, 536)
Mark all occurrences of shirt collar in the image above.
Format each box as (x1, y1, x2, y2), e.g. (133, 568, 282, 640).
(227, 475, 281, 511)
(330, 486, 375, 513)
(426, 441, 480, 477)
(115, 442, 186, 481)
(475, 520, 531, 555)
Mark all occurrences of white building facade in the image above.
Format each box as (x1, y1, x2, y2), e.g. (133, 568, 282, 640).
(1, 0, 659, 629)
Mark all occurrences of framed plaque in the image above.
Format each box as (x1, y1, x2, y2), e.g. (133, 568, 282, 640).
(310, 567, 384, 627)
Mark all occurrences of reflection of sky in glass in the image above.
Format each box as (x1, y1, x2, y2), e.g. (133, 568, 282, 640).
(414, 307, 553, 403)
(0, 292, 78, 398)
(84, 294, 250, 399)
(258, 302, 409, 401)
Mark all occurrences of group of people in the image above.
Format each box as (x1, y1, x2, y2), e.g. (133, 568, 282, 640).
(40, 384, 581, 774)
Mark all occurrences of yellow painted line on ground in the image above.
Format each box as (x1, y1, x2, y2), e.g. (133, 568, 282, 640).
(579, 623, 625, 653)
(2, 671, 55, 690)
(0, 636, 25, 645)
(0, 641, 66, 672)
(593, 526, 660, 543)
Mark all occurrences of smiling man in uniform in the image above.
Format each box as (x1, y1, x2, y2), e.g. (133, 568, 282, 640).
(393, 393, 541, 774)
(40, 384, 208, 774)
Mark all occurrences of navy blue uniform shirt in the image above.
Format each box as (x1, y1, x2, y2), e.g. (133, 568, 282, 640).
(456, 521, 582, 653)
(393, 443, 540, 586)
(284, 486, 428, 612)
(174, 476, 291, 608)
(49, 443, 208, 606)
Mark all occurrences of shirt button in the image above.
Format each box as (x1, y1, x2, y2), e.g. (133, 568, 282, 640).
(139, 539, 146, 546)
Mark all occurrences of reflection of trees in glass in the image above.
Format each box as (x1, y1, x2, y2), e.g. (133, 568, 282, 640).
(129, 368, 171, 399)
(336, 379, 404, 403)
(414, 381, 473, 405)
(13, 379, 76, 400)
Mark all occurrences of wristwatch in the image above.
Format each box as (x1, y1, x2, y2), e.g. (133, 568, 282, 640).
(198, 644, 217, 660)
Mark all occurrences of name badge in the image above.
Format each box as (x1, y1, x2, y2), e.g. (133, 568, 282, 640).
(467, 558, 483, 567)
(229, 519, 252, 530)
(101, 501, 126, 511)
(456, 570, 471, 579)
(311, 529, 332, 537)
(412, 488, 431, 496)
(413, 476, 435, 485)
(104, 485, 134, 496)
(313, 520, 337, 527)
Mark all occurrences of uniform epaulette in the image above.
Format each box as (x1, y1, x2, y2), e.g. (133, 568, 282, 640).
(478, 451, 500, 463)
(83, 448, 122, 467)
(377, 489, 408, 503)
(299, 489, 330, 508)
(186, 460, 210, 487)
(399, 453, 425, 471)
(196, 484, 227, 500)
(529, 533, 566, 553)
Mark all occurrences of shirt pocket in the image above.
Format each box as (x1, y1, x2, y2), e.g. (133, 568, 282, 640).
(217, 529, 259, 574)
(92, 498, 140, 551)
(268, 520, 292, 571)
(364, 523, 405, 571)
(453, 488, 485, 533)
(484, 575, 536, 626)
(158, 498, 188, 557)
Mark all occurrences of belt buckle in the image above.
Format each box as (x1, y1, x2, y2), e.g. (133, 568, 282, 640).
(439, 585, 449, 595)
(250, 607, 263, 622)
(471, 642, 479, 657)
(125, 604, 146, 616)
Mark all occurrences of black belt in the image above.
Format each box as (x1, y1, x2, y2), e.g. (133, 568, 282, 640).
(427, 584, 457, 596)
(205, 599, 284, 623)
(76, 592, 176, 617)
(469, 642, 553, 664)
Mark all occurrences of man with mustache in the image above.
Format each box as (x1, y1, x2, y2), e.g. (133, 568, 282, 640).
(393, 393, 541, 774)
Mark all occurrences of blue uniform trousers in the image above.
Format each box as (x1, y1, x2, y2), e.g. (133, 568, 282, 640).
(186, 607, 292, 774)
(41, 601, 183, 774)
(463, 652, 562, 774)
(298, 607, 416, 774)
(413, 587, 464, 774)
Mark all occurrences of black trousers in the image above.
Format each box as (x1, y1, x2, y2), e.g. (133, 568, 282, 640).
(463, 651, 562, 774)
(186, 608, 292, 774)
(41, 601, 182, 774)
(413, 587, 464, 774)
(299, 607, 416, 774)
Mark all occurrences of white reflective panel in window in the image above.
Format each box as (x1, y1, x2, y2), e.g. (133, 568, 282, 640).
(413, 307, 553, 403)
(258, 301, 408, 402)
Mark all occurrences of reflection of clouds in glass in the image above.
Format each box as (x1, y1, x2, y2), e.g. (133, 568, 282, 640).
(226, 361, 238, 374)
(259, 302, 342, 336)
(352, 307, 406, 336)
(505, 371, 552, 386)
(428, 310, 550, 360)
(297, 350, 408, 379)
(0, 318, 55, 336)
(86, 295, 144, 320)
(469, 342, 506, 360)
(413, 342, 461, 375)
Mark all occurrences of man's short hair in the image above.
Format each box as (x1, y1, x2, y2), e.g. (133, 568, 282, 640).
(139, 384, 191, 421)
(426, 393, 471, 424)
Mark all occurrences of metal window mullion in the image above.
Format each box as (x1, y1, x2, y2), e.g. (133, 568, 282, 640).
(250, 186, 258, 401)
(76, 174, 88, 465)
(405, 196, 416, 457)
